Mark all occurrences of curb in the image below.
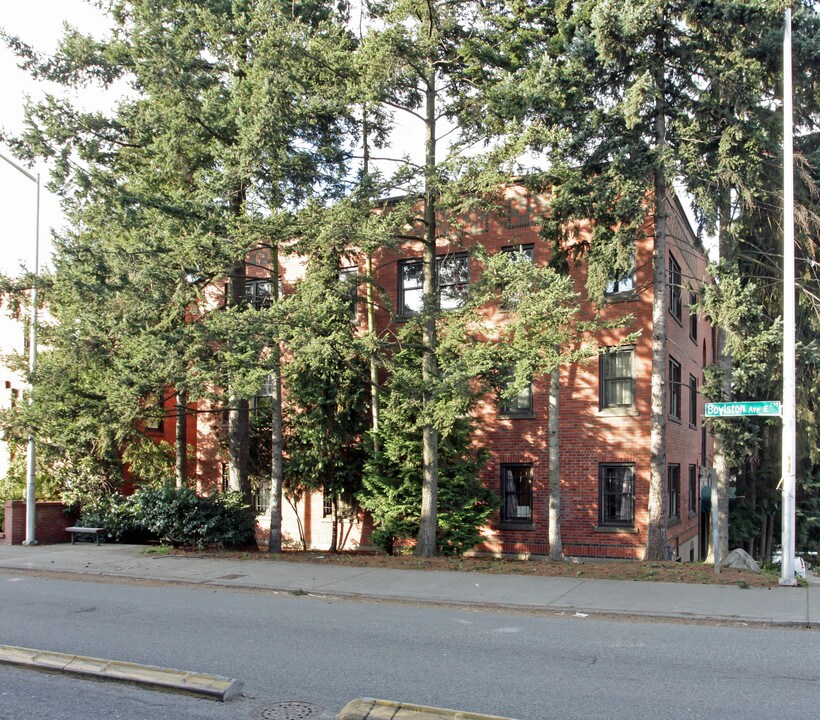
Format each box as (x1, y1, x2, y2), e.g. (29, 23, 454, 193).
(338, 698, 518, 720)
(0, 645, 243, 701)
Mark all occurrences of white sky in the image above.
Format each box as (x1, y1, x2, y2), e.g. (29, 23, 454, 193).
(1, 0, 109, 276)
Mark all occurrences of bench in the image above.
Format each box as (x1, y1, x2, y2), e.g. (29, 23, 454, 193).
(65, 527, 108, 545)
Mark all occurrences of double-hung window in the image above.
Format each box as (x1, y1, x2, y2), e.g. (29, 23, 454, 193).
(500, 244, 534, 310)
(689, 374, 698, 427)
(599, 464, 635, 527)
(669, 357, 682, 420)
(600, 348, 635, 410)
(605, 259, 637, 296)
(438, 253, 470, 310)
(689, 291, 698, 341)
(500, 369, 533, 416)
(245, 278, 271, 310)
(669, 253, 682, 322)
(688, 464, 698, 514)
(398, 254, 469, 317)
(500, 464, 533, 523)
(668, 464, 680, 520)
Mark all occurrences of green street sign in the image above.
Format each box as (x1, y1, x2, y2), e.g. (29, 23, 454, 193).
(704, 401, 782, 418)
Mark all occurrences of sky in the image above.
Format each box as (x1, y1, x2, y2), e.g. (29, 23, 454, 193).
(1, 0, 110, 276)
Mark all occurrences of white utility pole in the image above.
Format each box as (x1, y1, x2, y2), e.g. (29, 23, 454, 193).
(0, 151, 40, 546)
(780, 9, 797, 587)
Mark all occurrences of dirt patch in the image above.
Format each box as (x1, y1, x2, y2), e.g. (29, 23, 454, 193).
(150, 547, 780, 588)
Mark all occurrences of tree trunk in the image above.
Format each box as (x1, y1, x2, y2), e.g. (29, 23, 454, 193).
(175, 390, 187, 488)
(646, 27, 669, 561)
(362, 108, 380, 452)
(416, 58, 440, 558)
(226, 184, 252, 506)
(548, 367, 563, 561)
(711, 193, 735, 564)
(366, 252, 380, 451)
(268, 246, 285, 553)
(329, 492, 339, 552)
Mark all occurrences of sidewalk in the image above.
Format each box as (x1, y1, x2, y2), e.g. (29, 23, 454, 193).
(0, 543, 816, 627)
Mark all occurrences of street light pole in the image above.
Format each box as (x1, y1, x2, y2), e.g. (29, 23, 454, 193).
(780, 9, 797, 587)
(0, 150, 40, 546)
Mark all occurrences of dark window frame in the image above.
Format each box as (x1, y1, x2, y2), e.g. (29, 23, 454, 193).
(688, 464, 698, 515)
(499, 243, 535, 310)
(669, 357, 682, 420)
(600, 347, 636, 410)
(668, 464, 681, 520)
(599, 463, 636, 527)
(689, 374, 698, 427)
(398, 253, 470, 317)
(500, 464, 533, 524)
(245, 278, 272, 310)
(500, 372, 534, 416)
(669, 253, 682, 322)
(689, 290, 698, 342)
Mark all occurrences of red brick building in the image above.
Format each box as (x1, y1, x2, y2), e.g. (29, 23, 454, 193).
(189, 185, 713, 560)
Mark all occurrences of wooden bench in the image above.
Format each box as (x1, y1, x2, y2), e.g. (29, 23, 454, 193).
(65, 527, 107, 545)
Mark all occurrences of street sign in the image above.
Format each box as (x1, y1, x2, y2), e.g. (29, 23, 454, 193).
(704, 401, 782, 418)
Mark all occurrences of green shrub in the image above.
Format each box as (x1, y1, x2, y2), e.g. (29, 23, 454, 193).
(134, 486, 255, 548)
(78, 493, 145, 543)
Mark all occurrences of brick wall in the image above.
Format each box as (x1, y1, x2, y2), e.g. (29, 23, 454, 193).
(3, 501, 77, 545)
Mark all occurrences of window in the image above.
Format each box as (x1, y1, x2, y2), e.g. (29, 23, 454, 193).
(689, 464, 698, 514)
(668, 464, 680, 520)
(689, 374, 698, 427)
(500, 371, 533, 416)
(438, 254, 470, 310)
(669, 357, 682, 420)
(245, 278, 271, 310)
(144, 393, 165, 432)
(339, 267, 359, 319)
(501, 244, 534, 310)
(600, 348, 635, 410)
(599, 464, 635, 527)
(398, 260, 423, 316)
(606, 268, 636, 296)
(502, 243, 535, 262)
(398, 254, 470, 316)
(689, 291, 698, 342)
(701, 426, 707, 466)
(323, 486, 356, 519)
(669, 253, 682, 321)
(501, 464, 533, 523)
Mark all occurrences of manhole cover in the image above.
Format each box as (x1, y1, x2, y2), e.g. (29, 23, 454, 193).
(250, 702, 325, 720)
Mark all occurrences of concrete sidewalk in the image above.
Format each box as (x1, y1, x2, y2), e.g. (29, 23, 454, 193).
(0, 543, 816, 627)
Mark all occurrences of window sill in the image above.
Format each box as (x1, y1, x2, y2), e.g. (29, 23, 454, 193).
(594, 525, 638, 534)
(604, 291, 638, 303)
(598, 406, 639, 418)
(689, 423, 698, 430)
(499, 521, 534, 531)
(669, 311, 683, 327)
(669, 415, 682, 425)
(668, 517, 680, 528)
(500, 412, 536, 420)
(688, 511, 698, 520)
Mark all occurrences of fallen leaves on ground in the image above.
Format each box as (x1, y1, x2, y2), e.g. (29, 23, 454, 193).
(160, 546, 780, 587)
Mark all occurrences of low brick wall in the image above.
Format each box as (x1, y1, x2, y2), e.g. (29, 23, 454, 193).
(2, 501, 77, 545)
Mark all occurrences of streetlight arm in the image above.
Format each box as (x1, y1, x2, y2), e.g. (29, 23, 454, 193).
(0, 151, 38, 184)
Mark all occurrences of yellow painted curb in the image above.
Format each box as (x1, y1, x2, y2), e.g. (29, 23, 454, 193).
(338, 698, 518, 720)
(0, 645, 243, 701)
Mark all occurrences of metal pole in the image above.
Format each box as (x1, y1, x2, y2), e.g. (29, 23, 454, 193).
(711, 484, 720, 574)
(780, 9, 797, 586)
(0, 151, 40, 546)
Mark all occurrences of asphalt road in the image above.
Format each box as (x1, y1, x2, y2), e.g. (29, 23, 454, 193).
(0, 572, 817, 720)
